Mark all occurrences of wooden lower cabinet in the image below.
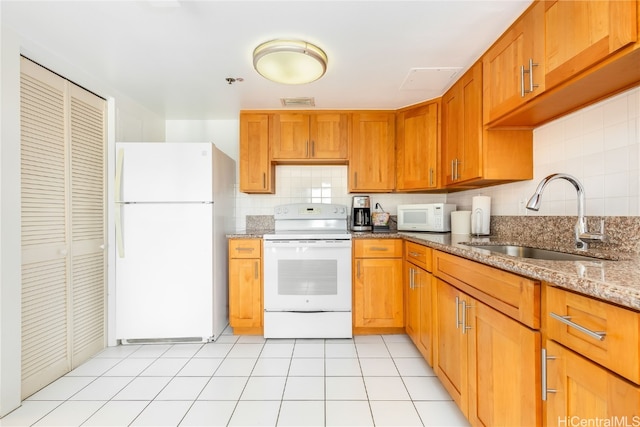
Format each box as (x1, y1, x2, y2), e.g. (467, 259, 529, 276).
(434, 277, 541, 426)
(468, 296, 541, 427)
(353, 239, 403, 333)
(228, 239, 263, 334)
(544, 340, 640, 425)
(434, 278, 468, 411)
(405, 245, 434, 365)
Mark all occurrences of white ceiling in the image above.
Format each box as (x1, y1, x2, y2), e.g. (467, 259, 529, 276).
(3, 0, 533, 120)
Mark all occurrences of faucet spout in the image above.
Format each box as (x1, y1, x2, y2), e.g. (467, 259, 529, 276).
(526, 173, 604, 249)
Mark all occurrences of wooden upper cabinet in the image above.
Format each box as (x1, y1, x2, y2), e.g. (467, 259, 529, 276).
(310, 113, 349, 160)
(396, 100, 440, 191)
(485, 0, 639, 128)
(443, 61, 533, 189)
(544, 0, 638, 89)
(239, 113, 274, 193)
(270, 112, 348, 162)
(442, 62, 482, 186)
(350, 112, 395, 192)
(483, 1, 545, 124)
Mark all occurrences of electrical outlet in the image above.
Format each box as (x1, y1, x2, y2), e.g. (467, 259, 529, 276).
(518, 198, 527, 215)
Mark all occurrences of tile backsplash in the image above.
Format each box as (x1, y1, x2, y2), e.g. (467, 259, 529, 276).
(234, 166, 446, 231)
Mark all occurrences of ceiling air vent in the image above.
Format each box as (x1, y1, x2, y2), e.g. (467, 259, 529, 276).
(281, 97, 315, 107)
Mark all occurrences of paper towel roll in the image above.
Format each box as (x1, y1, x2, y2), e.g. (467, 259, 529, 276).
(471, 196, 491, 235)
(451, 211, 471, 235)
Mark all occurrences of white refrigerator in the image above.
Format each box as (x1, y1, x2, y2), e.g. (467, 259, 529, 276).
(114, 142, 235, 342)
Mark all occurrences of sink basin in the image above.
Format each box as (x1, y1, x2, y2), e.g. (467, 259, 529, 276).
(467, 244, 600, 261)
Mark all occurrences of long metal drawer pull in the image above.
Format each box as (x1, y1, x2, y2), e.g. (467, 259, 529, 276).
(429, 168, 434, 187)
(235, 247, 255, 252)
(369, 247, 389, 251)
(408, 251, 421, 257)
(409, 268, 414, 290)
(520, 65, 526, 97)
(455, 296, 461, 329)
(254, 261, 259, 279)
(357, 260, 361, 279)
(541, 348, 557, 401)
(550, 312, 606, 341)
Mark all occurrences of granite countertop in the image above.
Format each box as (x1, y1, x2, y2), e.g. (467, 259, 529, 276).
(397, 231, 640, 313)
(228, 229, 640, 312)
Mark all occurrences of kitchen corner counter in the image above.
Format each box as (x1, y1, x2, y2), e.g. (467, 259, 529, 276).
(399, 231, 640, 312)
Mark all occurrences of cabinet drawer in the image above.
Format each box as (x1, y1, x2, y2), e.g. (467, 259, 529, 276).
(229, 239, 262, 258)
(354, 239, 403, 258)
(405, 241, 432, 272)
(546, 285, 640, 384)
(433, 250, 540, 329)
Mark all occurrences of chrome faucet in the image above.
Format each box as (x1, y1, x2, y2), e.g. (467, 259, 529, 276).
(526, 173, 605, 249)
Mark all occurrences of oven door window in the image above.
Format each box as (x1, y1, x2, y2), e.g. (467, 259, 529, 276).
(278, 260, 337, 296)
(263, 242, 351, 311)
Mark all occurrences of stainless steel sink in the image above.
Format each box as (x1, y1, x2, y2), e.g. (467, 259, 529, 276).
(467, 244, 600, 261)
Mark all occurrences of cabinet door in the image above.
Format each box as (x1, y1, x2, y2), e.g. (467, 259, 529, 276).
(459, 62, 482, 183)
(418, 268, 433, 366)
(482, 1, 544, 124)
(442, 62, 482, 186)
(405, 261, 420, 342)
(434, 278, 468, 414)
(350, 112, 395, 192)
(442, 82, 461, 186)
(354, 257, 403, 328)
(544, 0, 638, 89)
(229, 258, 262, 329)
(310, 113, 348, 160)
(270, 113, 310, 160)
(468, 299, 541, 427)
(545, 340, 640, 423)
(239, 113, 273, 193)
(396, 102, 439, 190)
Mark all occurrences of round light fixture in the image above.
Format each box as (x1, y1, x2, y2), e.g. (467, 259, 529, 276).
(253, 39, 328, 85)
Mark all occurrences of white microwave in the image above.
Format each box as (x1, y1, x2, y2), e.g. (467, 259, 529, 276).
(397, 203, 457, 232)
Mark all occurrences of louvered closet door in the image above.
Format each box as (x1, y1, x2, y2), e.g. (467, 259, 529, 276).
(69, 84, 106, 367)
(20, 57, 106, 399)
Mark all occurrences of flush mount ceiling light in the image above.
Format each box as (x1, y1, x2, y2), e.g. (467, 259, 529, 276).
(253, 39, 328, 85)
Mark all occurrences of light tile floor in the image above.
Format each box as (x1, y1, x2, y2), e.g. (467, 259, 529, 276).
(0, 329, 469, 426)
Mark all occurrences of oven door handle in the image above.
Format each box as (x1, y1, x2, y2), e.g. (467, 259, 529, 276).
(263, 240, 352, 248)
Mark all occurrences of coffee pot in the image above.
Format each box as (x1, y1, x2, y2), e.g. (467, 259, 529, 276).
(351, 196, 372, 231)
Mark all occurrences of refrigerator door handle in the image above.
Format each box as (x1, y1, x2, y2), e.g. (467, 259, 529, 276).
(115, 148, 124, 202)
(115, 203, 124, 258)
(115, 148, 125, 257)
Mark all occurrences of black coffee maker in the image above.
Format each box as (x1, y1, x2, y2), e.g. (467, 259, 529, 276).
(351, 196, 372, 231)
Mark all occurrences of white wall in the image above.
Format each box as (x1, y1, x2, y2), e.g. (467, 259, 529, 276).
(448, 87, 640, 216)
(0, 21, 23, 418)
